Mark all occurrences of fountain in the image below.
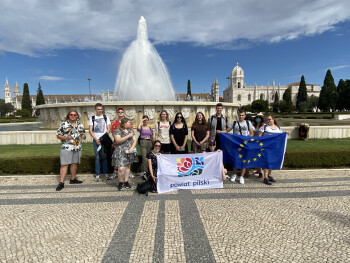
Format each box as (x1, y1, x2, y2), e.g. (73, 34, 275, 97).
(36, 16, 240, 129)
(115, 16, 176, 101)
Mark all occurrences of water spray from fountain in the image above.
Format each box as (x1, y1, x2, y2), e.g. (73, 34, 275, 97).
(114, 16, 176, 101)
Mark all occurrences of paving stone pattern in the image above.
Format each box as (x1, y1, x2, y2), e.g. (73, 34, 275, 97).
(0, 170, 350, 262)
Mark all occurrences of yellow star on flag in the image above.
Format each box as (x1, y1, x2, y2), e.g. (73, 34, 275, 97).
(240, 144, 244, 147)
(258, 153, 261, 157)
(243, 160, 246, 163)
(238, 148, 242, 151)
(256, 140, 260, 142)
(253, 158, 257, 161)
(247, 160, 251, 163)
(250, 139, 255, 141)
(261, 148, 264, 151)
(244, 140, 248, 144)
(239, 154, 243, 158)
(260, 142, 263, 146)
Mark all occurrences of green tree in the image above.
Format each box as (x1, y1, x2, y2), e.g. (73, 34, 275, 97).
(0, 99, 15, 116)
(344, 80, 350, 110)
(186, 80, 192, 101)
(280, 87, 293, 113)
(21, 83, 32, 114)
(296, 75, 308, 112)
(251, 99, 269, 112)
(317, 69, 337, 112)
(307, 95, 319, 112)
(35, 82, 45, 116)
(272, 91, 279, 113)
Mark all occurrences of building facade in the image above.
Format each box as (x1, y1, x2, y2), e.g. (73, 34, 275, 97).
(222, 63, 321, 106)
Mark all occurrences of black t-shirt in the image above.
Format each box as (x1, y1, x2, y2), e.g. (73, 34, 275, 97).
(216, 116, 222, 131)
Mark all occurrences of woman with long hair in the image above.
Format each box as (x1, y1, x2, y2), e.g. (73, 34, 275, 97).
(191, 112, 209, 153)
(146, 140, 162, 193)
(137, 115, 153, 179)
(155, 110, 171, 154)
(112, 118, 138, 190)
(56, 110, 86, 191)
(258, 114, 282, 185)
(170, 112, 188, 154)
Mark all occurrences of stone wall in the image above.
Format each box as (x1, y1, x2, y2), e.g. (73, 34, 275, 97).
(1, 126, 349, 145)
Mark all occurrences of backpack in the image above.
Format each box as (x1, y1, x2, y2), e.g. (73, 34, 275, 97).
(136, 181, 153, 196)
(232, 120, 251, 135)
(92, 115, 107, 130)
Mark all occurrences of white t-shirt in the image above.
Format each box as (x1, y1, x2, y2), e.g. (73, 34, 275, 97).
(228, 120, 253, 136)
(88, 115, 111, 139)
(259, 124, 282, 136)
(155, 121, 171, 144)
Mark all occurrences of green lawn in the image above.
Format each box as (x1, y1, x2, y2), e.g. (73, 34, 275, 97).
(0, 117, 38, 123)
(0, 138, 349, 158)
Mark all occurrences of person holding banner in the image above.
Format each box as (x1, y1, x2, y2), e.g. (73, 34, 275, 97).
(225, 109, 254, 184)
(191, 112, 209, 153)
(112, 118, 138, 190)
(258, 114, 282, 185)
(170, 112, 188, 154)
(146, 140, 162, 193)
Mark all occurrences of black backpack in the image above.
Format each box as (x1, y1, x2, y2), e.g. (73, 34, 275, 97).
(92, 114, 107, 130)
(136, 181, 153, 196)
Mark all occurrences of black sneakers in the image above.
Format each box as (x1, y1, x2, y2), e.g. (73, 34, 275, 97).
(258, 172, 263, 178)
(263, 178, 272, 185)
(70, 178, 83, 184)
(124, 182, 131, 189)
(268, 176, 276, 183)
(56, 182, 64, 191)
(118, 182, 123, 191)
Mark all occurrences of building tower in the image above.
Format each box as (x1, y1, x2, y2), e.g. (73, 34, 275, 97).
(14, 81, 20, 98)
(4, 78, 12, 104)
(230, 62, 245, 89)
(211, 78, 219, 102)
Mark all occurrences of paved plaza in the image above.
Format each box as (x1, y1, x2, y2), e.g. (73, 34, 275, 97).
(0, 169, 350, 262)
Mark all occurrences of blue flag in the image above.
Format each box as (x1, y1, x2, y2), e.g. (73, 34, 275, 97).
(219, 133, 288, 169)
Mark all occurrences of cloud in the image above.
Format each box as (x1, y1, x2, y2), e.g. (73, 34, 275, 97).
(327, 65, 350, 71)
(0, 0, 349, 56)
(38, 76, 64, 81)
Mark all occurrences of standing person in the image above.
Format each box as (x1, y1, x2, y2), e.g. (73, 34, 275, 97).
(110, 107, 134, 179)
(88, 103, 111, 182)
(191, 112, 209, 153)
(155, 110, 171, 154)
(225, 109, 254, 184)
(258, 114, 282, 185)
(112, 118, 138, 190)
(170, 112, 188, 154)
(145, 140, 162, 193)
(208, 103, 229, 150)
(56, 110, 86, 191)
(252, 113, 265, 178)
(138, 115, 153, 179)
(203, 139, 227, 181)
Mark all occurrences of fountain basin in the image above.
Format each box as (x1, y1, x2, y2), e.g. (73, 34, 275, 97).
(36, 101, 240, 129)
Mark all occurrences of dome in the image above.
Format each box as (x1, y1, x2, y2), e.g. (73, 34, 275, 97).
(231, 62, 244, 77)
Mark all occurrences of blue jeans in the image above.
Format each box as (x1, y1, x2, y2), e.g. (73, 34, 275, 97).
(93, 140, 108, 175)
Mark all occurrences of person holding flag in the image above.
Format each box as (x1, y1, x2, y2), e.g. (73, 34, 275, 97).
(225, 109, 254, 184)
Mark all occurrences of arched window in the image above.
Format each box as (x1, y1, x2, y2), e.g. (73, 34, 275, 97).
(237, 95, 241, 101)
(248, 94, 251, 101)
(238, 82, 241, 89)
(271, 94, 275, 101)
(260, 93, 265, 100)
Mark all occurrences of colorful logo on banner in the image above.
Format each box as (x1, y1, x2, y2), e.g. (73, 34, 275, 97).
(237, 138, 264, 164)
(177, 157, 204, 177)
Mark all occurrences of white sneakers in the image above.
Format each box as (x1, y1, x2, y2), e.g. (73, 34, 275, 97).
(231, 174, 245, 184)
(95, 175, 100, 182)
(239, 176, 245, 184)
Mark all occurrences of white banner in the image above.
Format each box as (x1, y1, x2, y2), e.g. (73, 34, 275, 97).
(157, 152, 223, 193)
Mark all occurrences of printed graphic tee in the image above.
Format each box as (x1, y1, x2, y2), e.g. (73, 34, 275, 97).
(88, 115, 111, 139)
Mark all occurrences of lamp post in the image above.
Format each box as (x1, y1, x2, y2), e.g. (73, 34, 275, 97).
(226, 76, 230, 88)
(87, 77, 92, 100)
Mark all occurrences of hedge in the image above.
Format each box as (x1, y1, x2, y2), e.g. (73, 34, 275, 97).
(0, 150, 349, 175)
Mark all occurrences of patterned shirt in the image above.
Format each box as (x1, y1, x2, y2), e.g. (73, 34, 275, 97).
(56, 120, 86, 151)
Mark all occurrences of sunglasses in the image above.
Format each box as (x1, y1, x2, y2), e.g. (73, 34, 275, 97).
(70, 114, 78, 117)
(177, 116, 183, 119)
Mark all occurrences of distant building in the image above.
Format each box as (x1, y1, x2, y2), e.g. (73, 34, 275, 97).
(222, 63, 321, 105)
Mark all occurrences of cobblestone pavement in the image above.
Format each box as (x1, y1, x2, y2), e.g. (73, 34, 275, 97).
(1, 169, 350, 262)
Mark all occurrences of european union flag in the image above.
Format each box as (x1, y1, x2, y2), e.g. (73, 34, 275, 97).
(219, 133, 288, 169)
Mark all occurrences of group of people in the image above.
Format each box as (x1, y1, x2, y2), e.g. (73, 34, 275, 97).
(55, 102, 285, 192)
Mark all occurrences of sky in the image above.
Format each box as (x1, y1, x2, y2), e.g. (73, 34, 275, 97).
(0, 0, 350, 99)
